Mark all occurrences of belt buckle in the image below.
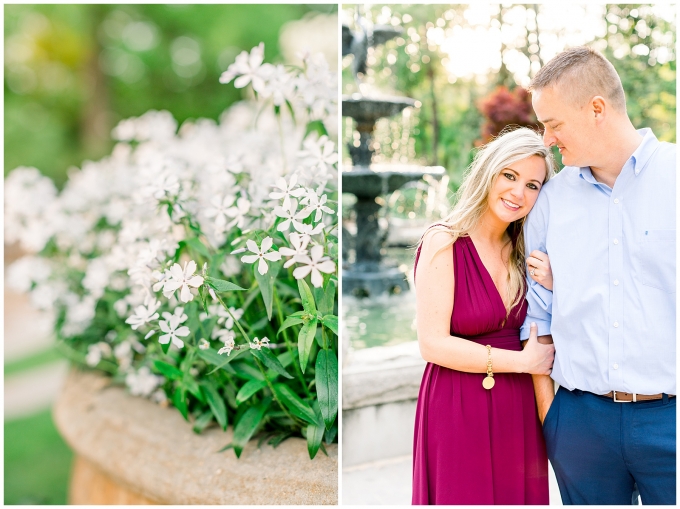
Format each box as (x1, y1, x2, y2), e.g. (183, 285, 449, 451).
(613, 391, 636, 403)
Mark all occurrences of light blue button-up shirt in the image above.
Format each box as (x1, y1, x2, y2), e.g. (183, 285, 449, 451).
(520, 128, 676, 395)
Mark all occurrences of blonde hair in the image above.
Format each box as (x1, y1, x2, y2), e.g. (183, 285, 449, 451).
(419, 127, 555, 315)
(529, 46, 627, 113)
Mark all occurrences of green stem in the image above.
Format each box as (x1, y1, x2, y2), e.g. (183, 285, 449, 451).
(213, 291, 251, 343)
(277, 113, 287, 172)
(252, 356, 303, 428)
(274, 288, 312, 398)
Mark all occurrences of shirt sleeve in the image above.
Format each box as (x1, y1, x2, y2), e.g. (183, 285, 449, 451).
(520, 192, 553, 340)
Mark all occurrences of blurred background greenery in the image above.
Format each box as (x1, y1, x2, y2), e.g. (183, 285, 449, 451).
(341, 4, 676, 190)
(4, 4, 337, 505)
(4, 3, 338, 187)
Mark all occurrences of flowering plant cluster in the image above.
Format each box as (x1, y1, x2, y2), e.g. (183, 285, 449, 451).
(6, 44, 338, 459)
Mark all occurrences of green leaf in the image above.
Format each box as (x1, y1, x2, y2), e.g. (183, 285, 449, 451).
(297, 319, 318, 373)
(306, 423, 325, 460)
(200, 383, 228, 431)
(285, 99, 297, 125)
(231, 397, 272, 458)
(249, 315, 270, 332)
(198, 285, 209, 315)
(320, 315, 338, 336)
(323, 279, 336, 316)
(183, 237, 211, 258)
(251, 347, 294, 379)
(324, 424, 337, 444)
(204, 276, 246, 293)
(193, 411, 213, 434)
(268, 431, 292, 448)
(254, 260, 282, 320)
(277, 315, 305, 336)
(160, 339, 171, 355)
(273, 383, 317, 424)
(313, 286, 325, 314)
(173, 387, 188, 421)
(184, 376, 204, 403)
(315, 350, 338, 430)
(197, 347, 244, 374)
(236, 379, 267, 404)
(153, 360, 182, 380)
(297, 278, 316, 314)
(304, 120, 328, 139)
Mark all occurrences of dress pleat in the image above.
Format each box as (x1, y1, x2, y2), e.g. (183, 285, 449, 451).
(412, 235, 549, 505)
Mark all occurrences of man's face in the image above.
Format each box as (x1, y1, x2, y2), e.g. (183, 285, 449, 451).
(532, 86, 597, 168)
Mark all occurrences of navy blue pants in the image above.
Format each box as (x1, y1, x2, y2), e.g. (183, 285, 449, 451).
(543, 386, 676, 505)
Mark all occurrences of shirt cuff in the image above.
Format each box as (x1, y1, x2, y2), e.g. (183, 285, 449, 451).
(519, 319, 552, 341)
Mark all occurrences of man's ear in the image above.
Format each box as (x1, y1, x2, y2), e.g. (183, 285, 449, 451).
(591, 96, 606, 122)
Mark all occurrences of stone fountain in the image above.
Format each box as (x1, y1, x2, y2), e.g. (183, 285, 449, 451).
(342, 18, 445, 297)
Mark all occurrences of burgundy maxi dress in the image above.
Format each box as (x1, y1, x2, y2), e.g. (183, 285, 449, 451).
(412, 235, 548, 505)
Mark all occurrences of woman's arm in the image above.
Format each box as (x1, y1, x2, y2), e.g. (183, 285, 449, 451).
(415, 231, 554, 375)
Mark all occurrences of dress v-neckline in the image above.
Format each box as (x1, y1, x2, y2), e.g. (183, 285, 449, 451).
(464, 235, 510, 312)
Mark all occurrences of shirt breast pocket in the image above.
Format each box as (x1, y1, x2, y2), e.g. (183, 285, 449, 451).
(638, 229, 676, 293)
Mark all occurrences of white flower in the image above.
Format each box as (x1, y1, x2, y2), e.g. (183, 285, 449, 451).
(125, 298, 161, 330)
(274, 198, 311, 232)
(126, 366, 163, 397)
(219, 42, 273, 94)
(114, 340, 133, 371)
(163, 307, 188, 324)
(225, 197, 251, 230)
(241, 237, 281, 275)
(279, 232, 310, 268)
(162, 261, 204, 303)
(260, 64, 294, 105)
(215, 329, 236, 355)
(294, 221, 325, 236)
(293, 245, 336, 288)
(302, 193, 334, 223)
(198, 338, 210, 350)
(158, 314, 190, 349)
(269, 175, 306, 211)
(86, 342, 112, 367)
(204, 194, 237, 233)
(249, 336, 270, 350)
(298, 135, 338, 173)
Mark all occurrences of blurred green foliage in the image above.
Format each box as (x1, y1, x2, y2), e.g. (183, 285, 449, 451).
(4, 410, 73, 505)
(5, 4, 337, 187)
(342, 4, 675, 186)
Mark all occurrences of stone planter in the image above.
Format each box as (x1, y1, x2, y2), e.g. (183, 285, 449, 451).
(53, 369, 337, 505)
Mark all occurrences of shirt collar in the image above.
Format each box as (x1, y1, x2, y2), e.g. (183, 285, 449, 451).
(578, 127, 659, 183)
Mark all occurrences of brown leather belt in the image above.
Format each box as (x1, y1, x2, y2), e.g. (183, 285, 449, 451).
(602, 391, 675, 403)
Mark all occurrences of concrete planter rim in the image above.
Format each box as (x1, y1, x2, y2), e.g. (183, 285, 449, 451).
(53, 368, 337, 505)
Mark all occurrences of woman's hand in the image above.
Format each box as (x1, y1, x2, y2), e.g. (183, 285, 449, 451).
(527, 250, 553, 291)
(521, 323, 554, 375)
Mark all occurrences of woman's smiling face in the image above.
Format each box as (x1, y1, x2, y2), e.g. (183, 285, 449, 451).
(486, 155, 547, 224)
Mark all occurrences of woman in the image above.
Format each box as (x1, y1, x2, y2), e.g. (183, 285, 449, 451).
(412, 127, 556, 505)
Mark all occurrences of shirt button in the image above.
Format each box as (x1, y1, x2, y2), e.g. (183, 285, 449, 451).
(613, 321, 619, 328)
(614, 198, 620, 204)
(613, 238, 619, 245)
(613, 279, 619, 286)
(613, 363, 619, 369)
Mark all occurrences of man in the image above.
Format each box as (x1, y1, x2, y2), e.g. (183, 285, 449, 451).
(519, 46, 676, 505)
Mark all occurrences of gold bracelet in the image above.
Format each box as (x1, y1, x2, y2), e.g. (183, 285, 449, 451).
(483, 345, 495, 390)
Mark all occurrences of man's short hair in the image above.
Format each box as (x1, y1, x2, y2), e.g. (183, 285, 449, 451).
(529, 46, 627, 113)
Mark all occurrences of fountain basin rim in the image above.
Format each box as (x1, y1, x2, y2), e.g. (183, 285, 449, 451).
(342, 94, 417, 106)
(343, 164, 446, 177)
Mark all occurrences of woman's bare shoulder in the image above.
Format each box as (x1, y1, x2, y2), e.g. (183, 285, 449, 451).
(418, 228, 455, 269)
